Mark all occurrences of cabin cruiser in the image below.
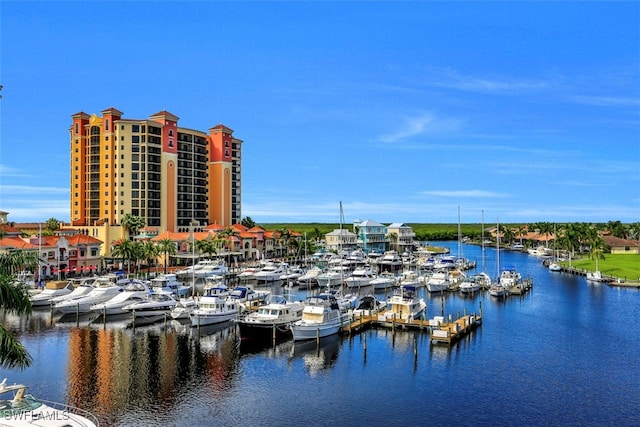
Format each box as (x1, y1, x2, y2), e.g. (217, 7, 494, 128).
(291, 293, 346, 341)
(90, 280, 150, 315)
(122, 291, 178, 318)
(459, 273, 489, 294)
(189, 295, 239, 327)
(379, 285, 426, 323)
(316, 266, 351, 288)
(344, 267, 377, 288)
(54, 280, 124, 314)
(48, 278, 96, 306)
(236, 295, 304, 340)
(149, 273, 190, 297)
(350, 294, 387, 318)
(297, 266, 323, 289)
(226, 286, 271, 312)
(253, 262, 290, 284)
(29, 280, 74, 307)
(175, 259, 228, 281)
(369, 271, 398, 290)
(0, 378, 98, 427)
(425, 270, 451, 293)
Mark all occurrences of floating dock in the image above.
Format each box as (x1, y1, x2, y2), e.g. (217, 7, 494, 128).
(341, 308, 482, 345)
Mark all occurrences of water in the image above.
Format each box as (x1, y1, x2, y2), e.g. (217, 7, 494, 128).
(2, 242, 639, 426)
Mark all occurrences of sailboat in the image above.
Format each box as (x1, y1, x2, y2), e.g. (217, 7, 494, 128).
(586, 251, 608, 283)
(489, 219, 509, 298)
(460, 211, 490, 294)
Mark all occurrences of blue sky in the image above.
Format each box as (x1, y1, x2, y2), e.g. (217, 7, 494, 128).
(1, 1, 639, 225)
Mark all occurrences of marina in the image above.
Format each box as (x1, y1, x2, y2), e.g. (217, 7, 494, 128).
(1, 241, 639, 426)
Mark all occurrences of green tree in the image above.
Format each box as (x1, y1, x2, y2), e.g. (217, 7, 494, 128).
(241, 216, 256, 228)
(196, 238, 218, 258)
(156, 238, 177, 274)
(121, 214, 146, 240)
(111, 239, 137, 272)
(0, 253, 33, 369)
(141, 241, 159, 274)
(386, 232, 398, 252)
(44, 218, 61, 234)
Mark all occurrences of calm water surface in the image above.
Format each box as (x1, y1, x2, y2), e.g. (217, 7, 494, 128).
(2, 242, 639, 426)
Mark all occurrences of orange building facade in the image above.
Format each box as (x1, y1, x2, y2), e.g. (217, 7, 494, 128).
(70, 108, 242, 233)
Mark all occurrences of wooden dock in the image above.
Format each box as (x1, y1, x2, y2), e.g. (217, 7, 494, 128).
(340, 310, 482, 346)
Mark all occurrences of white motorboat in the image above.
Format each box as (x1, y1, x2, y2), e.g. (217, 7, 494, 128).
(548, 262, 562, 272)
(170, 297, 198, 320)
(425, 270, 450, 293)
(297, 266, 323, 289)
(54, 280, 124, 314)
(0, 378, 98, 427)
(316, 266, 351, 288)
(344, 267, 377, 288)
(253, 262, 290, 284)
(189, 295, 239, 327)
(369, 271, 398, 290)
(350, 294, 387, 318)
(236, 294, 305, 340)
(279, 267, 306, 283)
(378, 250, 403, 270)
(291, 293, 346, 341)
(29, 281, 74, 307)
(175, 259, 228, 281)
(149, 274, 191, 297)
(90, 280, 150, 315)
(379, 285, 426, 323)
(48, 278, 96, 305)
(460, 272, 491, 294)
(433, 256, 457, 270)
(398, 270, 421, 288)
(226, 286, 271, 312)
(122, 291, 178, 318)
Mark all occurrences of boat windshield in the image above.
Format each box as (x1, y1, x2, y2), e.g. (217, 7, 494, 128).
(0, 393, 43, 415)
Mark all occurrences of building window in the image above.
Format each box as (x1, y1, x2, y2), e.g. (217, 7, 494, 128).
(132, 124, 140, 132)
(75, 123, 79, 134)
(105, 119, 109, 131)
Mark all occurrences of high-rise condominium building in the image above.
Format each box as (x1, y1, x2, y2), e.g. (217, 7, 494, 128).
(70, 108, 242, 232)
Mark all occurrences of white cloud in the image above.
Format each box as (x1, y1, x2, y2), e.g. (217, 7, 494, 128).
(378, 112, 463, 143)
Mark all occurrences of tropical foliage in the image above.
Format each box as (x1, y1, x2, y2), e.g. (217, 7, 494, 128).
(0, 253, 35, 369)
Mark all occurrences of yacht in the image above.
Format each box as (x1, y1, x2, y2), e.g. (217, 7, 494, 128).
(226, 286, 271, 312)
(189, 295, 239, 327)
(236, 295, 305, 340)
(48, 277, 96, 305)
(0, 378, 98, 427)
(425, 270, 451, 293)
(90, 280, 150, 315)
(122, 291, 178, 318)
(398, 270, 421, 288)
(350, 294, 387, 318)
(369, 271, 398, 290)
(297, 266, 323, 289)
(459, 273, 487, 294)
(170, 297, 198, 321)
(29, 280, 74, 307)
(379, 285, 426, 323)
(149, 273, 191, 297)
(291, 293, 346, 341)
(279, 266, 306, 283)
(175, 259, 228, 281)
(253, 262, 290, 284)
(316, 266, 351, 288)
(344, 267, 377, 288)
(54, 280, 124, 314)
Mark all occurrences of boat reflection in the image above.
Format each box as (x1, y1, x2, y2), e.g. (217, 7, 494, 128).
(289, 334, 341, 376)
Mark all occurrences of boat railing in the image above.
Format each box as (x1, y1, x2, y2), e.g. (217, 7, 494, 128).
(32, 397, 99, 426)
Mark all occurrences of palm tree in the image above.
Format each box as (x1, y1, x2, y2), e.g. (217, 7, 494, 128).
(121, 213, 146, 240)
(141, 241, 159, 275)
(386, 232, 398, 252)
(156, 238, 177, 274)
(0, 253, 33, 369)
(111, 239, 137, 273)
(196, 238, 218, 258)
(241, 216, 256, 228)
(44, 218, 61, 234)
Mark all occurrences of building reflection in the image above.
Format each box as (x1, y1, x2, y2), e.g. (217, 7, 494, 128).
(65, 322, 240, 425)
